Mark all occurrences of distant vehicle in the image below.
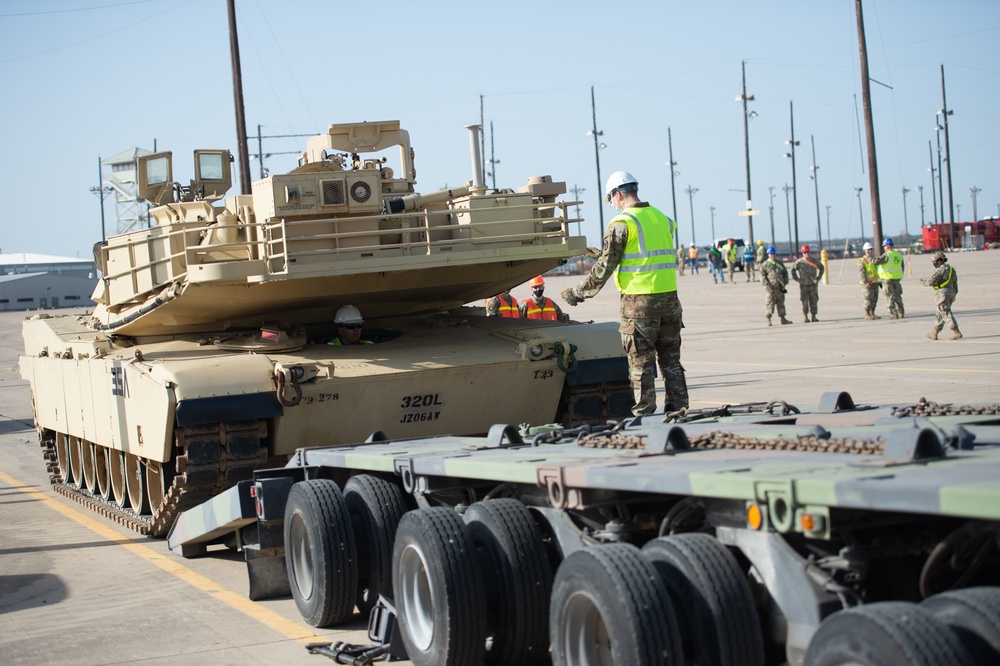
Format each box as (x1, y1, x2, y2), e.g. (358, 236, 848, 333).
(713, 238, 747, 271)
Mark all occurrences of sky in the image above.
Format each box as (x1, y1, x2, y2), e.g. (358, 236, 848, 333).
(1, 0, 998, 259)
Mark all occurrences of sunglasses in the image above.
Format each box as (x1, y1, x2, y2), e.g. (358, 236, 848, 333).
(340, 323, 362, 330)
(605, 190, 616, 204)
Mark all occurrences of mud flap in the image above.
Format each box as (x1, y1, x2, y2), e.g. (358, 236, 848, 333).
(245, 544, 291, 600)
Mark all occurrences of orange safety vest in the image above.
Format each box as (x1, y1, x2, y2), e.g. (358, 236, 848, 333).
(495, 293, 519, 317)
(524, 297, 559, 320)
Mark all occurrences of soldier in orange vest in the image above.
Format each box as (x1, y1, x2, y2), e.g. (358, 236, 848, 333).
(519, 276, 565, 320)
(486, 289, 520, 317)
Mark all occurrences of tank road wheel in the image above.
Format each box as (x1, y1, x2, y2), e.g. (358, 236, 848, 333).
(93, 444, 111, 500)
(80, 439, 96, 492)
(550, 543, 684, 666)
(55, 432, 71, 484)
(392, 508, 487, 666)
(642, 534, 764, 666)
(922, 587, 1000, 665)
(124, 453, 149, 514)
(110, 450, 127, 507)
(464, 499, 553, 666)
(67, 436, 83, 487)
(344, 474, 407, 616)
(284, 479, 358, 627)
(145, 459, 173, 517)
(804, 601, 975, 666)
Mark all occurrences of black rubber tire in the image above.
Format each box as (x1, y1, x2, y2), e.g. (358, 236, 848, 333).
(642, 533, 764, 666)
(283, 479, 358, 627)
(344, 474, 407, 616)
(550, 543, 684, 666)
(392, 507, 486, 666)
(804, 601, 976, 666)
(922, 587, 1000, 665)
(464, 499, 553, 665)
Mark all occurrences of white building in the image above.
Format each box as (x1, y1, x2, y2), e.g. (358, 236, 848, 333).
(0, 253, 97, 311)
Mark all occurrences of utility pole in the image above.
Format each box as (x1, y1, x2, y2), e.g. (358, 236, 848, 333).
(784, 102, 801, 251)
(227, 0, 251, 195)
(685, 186, 699, 245)
(480, 95, 487, 180)
(737, 61, 756, 242)
(917, 185, 925, 228)
(970, 186, 981, 222)
(569, 184, 586, 236)
(487, 121, 500, 190)
(934, 117, 945, 225)
(588, 86, 605, 241)
(710, 204, 716, 241)
(782, 184, 794, 255)
(902, 186, 911, 248)
(940, 65, 956, 245)
(825, 205, 832, 248)
(810, 135, 823, 251)
(855, 0, 884, 249)
(89, 155, 111, 241)
(855, 187, 865, 243)
(768, 185, 776, 249)
(668, 127, 680, 242)
(927, 141, 938, 225)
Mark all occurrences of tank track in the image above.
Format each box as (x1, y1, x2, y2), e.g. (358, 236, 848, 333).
(40, 421, 267, 537)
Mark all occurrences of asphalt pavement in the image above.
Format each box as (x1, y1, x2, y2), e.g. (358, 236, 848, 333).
(1, 250, 997, 665)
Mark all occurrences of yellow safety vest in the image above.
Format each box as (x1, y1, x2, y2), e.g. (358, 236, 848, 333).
(876, 250, 903, 280)
(932, 266, 954, 290)
(613, 207, 678, 294)
(859, 257, 877, 283)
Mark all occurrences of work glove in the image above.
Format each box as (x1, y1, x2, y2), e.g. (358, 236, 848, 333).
(561, 287, 583, 306)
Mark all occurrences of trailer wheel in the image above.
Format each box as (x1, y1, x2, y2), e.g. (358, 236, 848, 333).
(550, 543, 683, 666)
(464, 499, 553, 665)
(344, 474, 407, 616)
(642, 534, 764, 666)
(922, 587, 1000, 665)
(284, 479, 358, 627)
(392, 507, 486, 666)
(804, 601, 975, 666)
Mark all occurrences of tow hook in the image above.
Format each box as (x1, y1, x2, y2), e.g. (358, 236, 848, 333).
(554, 342, 578, 373)
(274, 366, 303, 407)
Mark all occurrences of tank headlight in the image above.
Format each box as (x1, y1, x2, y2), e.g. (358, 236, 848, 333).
(530, 345, 545, 358)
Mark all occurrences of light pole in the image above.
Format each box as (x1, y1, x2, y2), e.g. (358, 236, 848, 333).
(685, 186, 699, 246)
(486, 121, 500, 190)
(667, 127, 682, 244)
(939, 65, 956, 239)
(809, 135, 822, 251)
(855, 187, 865, 244)
(956, 203, 961, 221)
(587, 85, 605, 241)
(917, 186, 925, 228)
(927, 142, 938, 225)
(89, 154, 113, 241)
(970, 186, 981, 222)
(825, 205, 831, 249)
(784, 101, 801, 250)
(768, 185, 776, 249)
(782, 184, 793, 256)
(736, 61, 756, 242)
(709, 204, 716, 242)
(934, 118, 945, 225)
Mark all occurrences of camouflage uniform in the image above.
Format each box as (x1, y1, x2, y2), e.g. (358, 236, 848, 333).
(791, 255, 824, 321)
(485, 292, 519, 317)
(858, 255, 880, 319)
(724, 242, 739, 283)
(760, 257, 790, 325)
(873, 251, 905, 318)
(565, 204, 688, 415)
(923, 262, 960, 336)
(677, 244, 687, 275)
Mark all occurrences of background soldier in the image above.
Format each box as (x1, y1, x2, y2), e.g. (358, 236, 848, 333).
(687, 244, 700, 274)
(519, 276, 565, 320)
(561, 170, 687, 415)
(919, 251, 962, 340)
(743, 243, 756, 282)
(485, 289, 519, 317)
(791, 244, 824, 322)
(874, 237, 905, 319)
(858, 242, 881, 320)
(760, 246, 792, 326)
(724, 238, 739, 283)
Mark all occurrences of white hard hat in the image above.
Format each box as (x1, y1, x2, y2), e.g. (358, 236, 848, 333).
(605, 171, 638, 202)
(863, 242, 873, 251)
(334, 304, 364, 325)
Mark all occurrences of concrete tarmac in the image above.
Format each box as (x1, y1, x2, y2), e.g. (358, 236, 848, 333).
(1, 250, 997, 665)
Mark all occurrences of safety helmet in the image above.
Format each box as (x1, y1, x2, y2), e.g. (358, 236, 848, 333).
(604, 171, 638, 202)
(767, 246, 776, 255)
(757, 240, 764, 245)
(863, 242, 873, 251)
(932, 251, 948, 263)
(727, 238, 734, 243)
(883, 237, 894, 246)
(334, 304, 364, 325)
(801, 244, 810, 252)
(529, 276, 545, 288)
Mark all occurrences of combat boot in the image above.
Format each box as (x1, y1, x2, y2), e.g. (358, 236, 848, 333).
(780, 317, 793, 325)
(926, 329, 939, 340)
(811, 315, 819, 322)
(766, 317, 772, 327)
(864, 312, 874, 320)
(804, 315, 810, 323)
(951, 328, 963, 340)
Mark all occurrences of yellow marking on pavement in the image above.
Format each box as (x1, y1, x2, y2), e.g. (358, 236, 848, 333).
(689, 360, 998, 374)
(0, 469, 319, 644)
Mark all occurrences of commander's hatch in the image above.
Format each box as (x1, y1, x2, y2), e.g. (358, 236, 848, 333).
(137, 149, 233, 205)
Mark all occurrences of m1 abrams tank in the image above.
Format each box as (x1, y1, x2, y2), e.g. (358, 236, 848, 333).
(19, 121, 632, 536)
